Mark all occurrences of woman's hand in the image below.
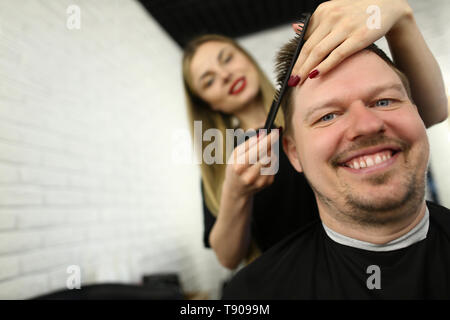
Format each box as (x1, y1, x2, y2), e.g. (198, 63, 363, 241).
(223, 129, 280, 201)
(209, 129, 280, 269)
(291, 0, 413, 84)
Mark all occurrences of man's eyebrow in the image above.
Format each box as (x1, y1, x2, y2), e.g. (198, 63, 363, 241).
(303, 101, 340, 123)
(198, 47, 227, 84)
(303, 82, 405, 123)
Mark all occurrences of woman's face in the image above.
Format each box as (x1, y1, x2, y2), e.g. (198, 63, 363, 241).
(189, 41, 260, 114)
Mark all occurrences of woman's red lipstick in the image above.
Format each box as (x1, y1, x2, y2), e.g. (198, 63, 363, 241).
(229, 76, 246, 95)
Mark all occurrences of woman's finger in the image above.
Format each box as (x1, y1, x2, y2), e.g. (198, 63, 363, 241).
(291, 22, 331, 77)
(303, 12, 321, 40)
(236, 128, 279, 167)
(260, 151, 279, 168)
(296, 30, 348, 84)
(290, 11, 324, 76)
(260, 128, 281, 153)
(240, 155, 272, 186)
(248, 129, 279, 164)
(311, 36, 368, 79)
(253, 171, 276, 189)
(228, 135, 259, 174)
(234, 132, 268, 166)
(234, 133, 260, 158)
(291, 22, 303, 34)
(291, 10, 320, 39)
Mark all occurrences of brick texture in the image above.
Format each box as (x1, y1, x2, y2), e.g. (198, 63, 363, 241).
(0, 0, 229, 299)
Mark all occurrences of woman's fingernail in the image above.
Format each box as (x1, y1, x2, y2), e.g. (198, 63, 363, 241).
(308, 69, 319, 79)
(288, 75, 300, 87)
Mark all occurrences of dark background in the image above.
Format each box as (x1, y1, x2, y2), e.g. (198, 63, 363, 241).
(138, 0, 325, 47)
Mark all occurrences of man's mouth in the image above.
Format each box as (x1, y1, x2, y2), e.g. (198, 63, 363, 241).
(229, 77, 246, 95)
(337, 146, 401, 172)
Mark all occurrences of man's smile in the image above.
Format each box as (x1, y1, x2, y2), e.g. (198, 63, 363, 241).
(339, 150, 400, 175)
(334, 144, 403, 175)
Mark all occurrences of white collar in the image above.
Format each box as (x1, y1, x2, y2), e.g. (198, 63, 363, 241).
(322, 206, 429, 252)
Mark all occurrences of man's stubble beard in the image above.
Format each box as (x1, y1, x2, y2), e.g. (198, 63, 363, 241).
(338, 167, 425, 227)
(305, 156, 427, 228)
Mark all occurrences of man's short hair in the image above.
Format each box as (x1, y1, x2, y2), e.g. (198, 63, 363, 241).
(276, 40, 413, 137)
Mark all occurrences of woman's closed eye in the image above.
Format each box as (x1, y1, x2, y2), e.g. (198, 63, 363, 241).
(203, 77, 215, 88)
(224, 53, 233, 63)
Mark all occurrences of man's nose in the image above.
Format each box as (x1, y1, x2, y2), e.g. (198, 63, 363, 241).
(345, 103, 385, 141)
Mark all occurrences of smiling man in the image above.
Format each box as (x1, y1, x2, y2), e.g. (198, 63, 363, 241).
(221, 41, 450, 299)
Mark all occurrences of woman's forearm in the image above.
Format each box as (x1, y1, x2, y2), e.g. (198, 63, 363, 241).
(209, 185, 253, 270)
(386, 6, 448, 127)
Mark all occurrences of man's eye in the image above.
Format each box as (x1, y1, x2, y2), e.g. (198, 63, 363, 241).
(319, 113, 337, 122)
(375, 99, 392, 107)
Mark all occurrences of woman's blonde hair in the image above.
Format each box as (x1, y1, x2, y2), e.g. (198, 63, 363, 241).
(182, 34, 284, 219)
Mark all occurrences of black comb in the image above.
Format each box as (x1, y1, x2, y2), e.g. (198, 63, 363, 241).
(263, 12, 312, 132)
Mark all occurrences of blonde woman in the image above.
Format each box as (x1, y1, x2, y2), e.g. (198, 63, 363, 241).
(183, 34, 318, 270)
(181, 0, 447, 270)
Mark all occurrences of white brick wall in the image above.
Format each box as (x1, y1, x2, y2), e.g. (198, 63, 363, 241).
(0, 0, 229, 299)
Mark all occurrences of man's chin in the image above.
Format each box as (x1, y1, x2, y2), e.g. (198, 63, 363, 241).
(348, 192, 409, 212)
(344, 181, 423, 219)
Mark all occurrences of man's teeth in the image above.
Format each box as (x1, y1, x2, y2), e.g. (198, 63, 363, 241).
(346, 151, 392, 169)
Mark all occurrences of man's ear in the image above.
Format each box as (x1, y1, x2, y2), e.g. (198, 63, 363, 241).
(282, 134, 303, 173)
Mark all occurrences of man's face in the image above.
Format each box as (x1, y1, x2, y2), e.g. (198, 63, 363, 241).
(284, 51, 429, 224)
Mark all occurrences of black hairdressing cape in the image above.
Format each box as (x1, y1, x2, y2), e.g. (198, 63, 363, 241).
(222, 201, 450, 299)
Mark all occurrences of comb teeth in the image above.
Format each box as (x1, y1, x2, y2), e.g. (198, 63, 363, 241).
(274, 33, 303, 88)
(273, 88, 281, 103)
(299, 12, 309, 21)
(264, 13, 311, 131)
(274, 14, 308, 89)
(272, 33, 302, 103)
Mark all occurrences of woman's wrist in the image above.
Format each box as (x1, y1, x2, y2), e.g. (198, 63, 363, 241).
(386, 1, 415, 41)
(223, 186, 253, 210)
(222, 177, 253, 202)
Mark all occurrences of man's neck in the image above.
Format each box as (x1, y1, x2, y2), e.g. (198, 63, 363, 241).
(318, 201, 427, 245)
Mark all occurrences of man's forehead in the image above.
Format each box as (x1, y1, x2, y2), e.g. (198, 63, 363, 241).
(294, 50, 403, 113)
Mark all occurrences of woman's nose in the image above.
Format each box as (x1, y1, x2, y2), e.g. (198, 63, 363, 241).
(345, 104, 385, 141)
(217, 68, 232, 84)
